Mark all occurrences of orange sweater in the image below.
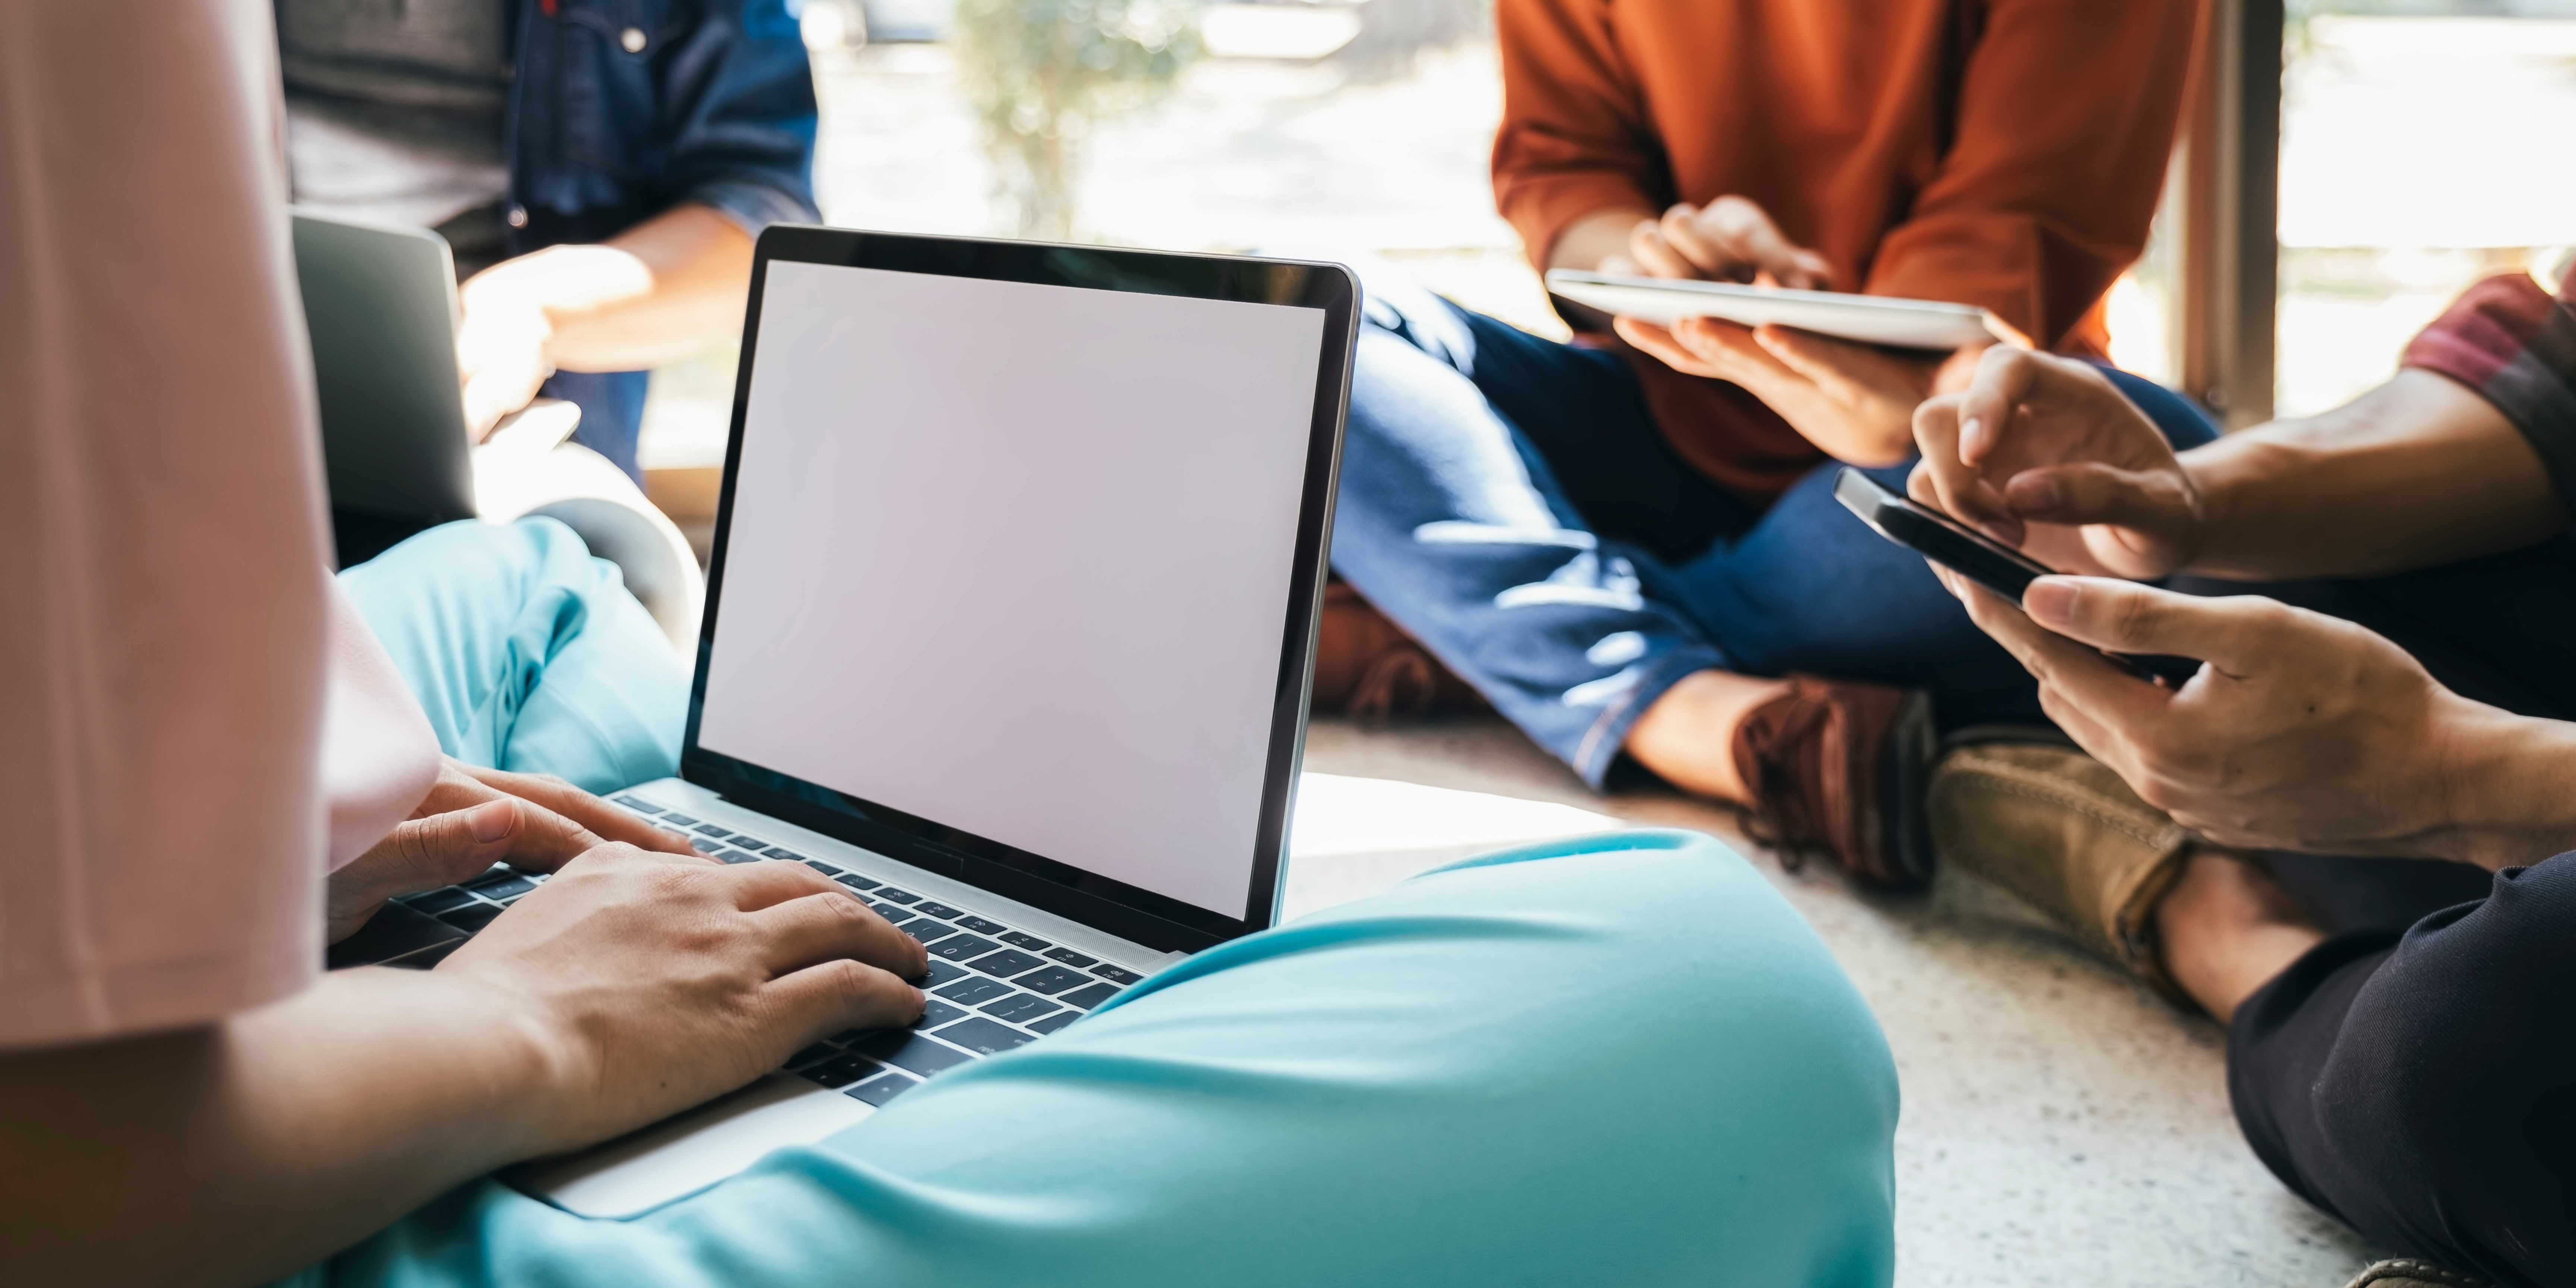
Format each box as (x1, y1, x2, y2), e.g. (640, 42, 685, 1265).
(1494, 0, 2203, 499)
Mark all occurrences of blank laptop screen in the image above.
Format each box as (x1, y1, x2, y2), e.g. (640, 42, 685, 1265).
(695, 259, 1327, 918)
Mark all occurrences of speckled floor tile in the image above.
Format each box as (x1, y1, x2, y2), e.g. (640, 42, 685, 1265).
(1290, 717, 2379, 1288)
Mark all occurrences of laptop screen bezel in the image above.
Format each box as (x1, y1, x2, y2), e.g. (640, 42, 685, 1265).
(678, 226, 1356, 955)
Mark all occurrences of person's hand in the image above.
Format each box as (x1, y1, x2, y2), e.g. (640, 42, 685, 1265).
(455, 270, 557, 442)
(1615, 317, 1983, 466)
(1941, 569, 2497, 859)
(326, 757, 703, 941)
(1909, 348, 2205, 579)
(1604, 197, 1835, 288)
(436, 846, 929, 1154)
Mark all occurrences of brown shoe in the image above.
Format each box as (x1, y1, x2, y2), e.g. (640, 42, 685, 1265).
(1310, 582, 1486, 720)
(1926, 733, 2193, 1005)
(2344, 1260, 2491, 1288)
(1731, 676, 1937, 889)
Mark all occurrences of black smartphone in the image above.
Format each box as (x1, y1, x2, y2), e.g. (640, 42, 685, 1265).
(1834, 467, 2200, 685)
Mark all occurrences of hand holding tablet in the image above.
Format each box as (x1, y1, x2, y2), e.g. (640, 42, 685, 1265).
(1546, 268, 2014, 352)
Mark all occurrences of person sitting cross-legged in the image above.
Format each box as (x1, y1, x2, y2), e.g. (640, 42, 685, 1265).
(1324, 0, 2208, 887)
(1910, 270, 2576, 1288)
(0, 10, 1907, 1288)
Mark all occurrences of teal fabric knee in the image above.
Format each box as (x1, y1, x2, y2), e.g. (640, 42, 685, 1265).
(338, 517, 687, 794)
(285, 829, 1899, 1288)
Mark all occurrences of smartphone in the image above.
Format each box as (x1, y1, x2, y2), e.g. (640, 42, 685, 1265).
(1834, 467, 2200, 686)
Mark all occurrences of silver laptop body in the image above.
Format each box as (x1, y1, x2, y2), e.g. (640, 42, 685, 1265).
(341, 228, 1360, 1218)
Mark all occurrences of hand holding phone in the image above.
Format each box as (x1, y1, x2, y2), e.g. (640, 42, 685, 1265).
(1834, 469, 2201, 685)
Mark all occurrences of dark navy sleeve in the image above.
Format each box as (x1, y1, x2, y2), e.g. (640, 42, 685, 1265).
(659, 0, 822, 233)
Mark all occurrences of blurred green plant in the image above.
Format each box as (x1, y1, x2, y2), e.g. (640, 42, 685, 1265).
(954, 0, 1201, 240)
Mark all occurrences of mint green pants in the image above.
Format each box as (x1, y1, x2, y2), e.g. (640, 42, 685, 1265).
(338, 517, 688, 795)
(313, 520, 1901, 1288)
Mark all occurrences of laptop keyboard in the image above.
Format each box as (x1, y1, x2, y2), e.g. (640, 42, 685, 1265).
(337, 793, 1147, 1108)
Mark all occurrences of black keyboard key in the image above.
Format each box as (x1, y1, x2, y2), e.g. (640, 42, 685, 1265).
(769, 847, 810, 863)
(980, 993, 1059, 1025)
(954, 915, 1007, 936)
(784, 1043, 839, 1070)
(437, 901, 504, 932)
(1024, 1011, 1080, 1036)
(692, 823, 734, 839)
(659, 813, 700, 827)
(1057, 982, 1119, 1010)
(855, 1030, 975, 1078)
(1044, 946, 1098, 968)
(612, 795, 662, 814)
(931, 1017, 1035, 1056)
(463, 872, 537, 901)
(1014, 966, 1090, 996)
(874, 888, 922, 905)
(967, 949, 1044, 979)
(1090, 964, 1144, 986)
(918, 998, 968, 1029)
(834, 873, 878, 892)
(327, 903, 466, 969)
(846, 1073, 917, 1106)
(999, 930, 1050, 951)
(919, 959, 968, 987)
(934, 976, 1013, 1005)
(911, 901, 964, 920)
(897, 920, 952, 946)
(718, 849, 763, 865)
(400, 886, 482, 916)
(928, 934, 999, 963)
(802, 860, 840, 876)
(800, 1054, 879, 1089)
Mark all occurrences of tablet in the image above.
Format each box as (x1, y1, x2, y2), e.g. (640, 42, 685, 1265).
(1545, 269, 2008, 351)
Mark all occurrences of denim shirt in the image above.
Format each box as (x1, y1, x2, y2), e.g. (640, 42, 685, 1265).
(507, 0, 818, 251)
(511, 0, 819, 474)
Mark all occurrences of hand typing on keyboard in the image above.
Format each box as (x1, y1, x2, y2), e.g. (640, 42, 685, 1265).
(432, 844, 930, 1156)
(327, 758, 703, 941)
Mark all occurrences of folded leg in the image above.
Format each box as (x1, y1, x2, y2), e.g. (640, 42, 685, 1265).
(337, 517, 687, 794)
(2228, 853, 2576, 1288)
(289, 830, 1901, 1288)
(1327, 281, 1753, 785)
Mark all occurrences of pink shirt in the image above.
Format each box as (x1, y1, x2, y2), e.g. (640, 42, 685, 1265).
(0, 0, 441, 1049)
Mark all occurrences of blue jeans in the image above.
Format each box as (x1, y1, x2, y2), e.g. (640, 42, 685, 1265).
(1330, 280, 2220, 787)
(277, 830, 1898, 1288)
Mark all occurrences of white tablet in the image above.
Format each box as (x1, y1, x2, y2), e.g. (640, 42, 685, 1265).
(1545, 269, 2009, 351)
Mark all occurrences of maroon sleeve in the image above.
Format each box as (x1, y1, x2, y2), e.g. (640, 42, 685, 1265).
(2403, 271, 2576, 507)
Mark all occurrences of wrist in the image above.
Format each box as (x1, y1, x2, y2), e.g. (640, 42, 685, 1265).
(2426, 700, 2576, 870)
(428, 963, 598, 1157)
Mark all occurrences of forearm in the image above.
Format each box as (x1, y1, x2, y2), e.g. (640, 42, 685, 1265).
(482, 204, 757, 374)
(0, 969, 560, 1288)
(2181, 370, 2568, 579)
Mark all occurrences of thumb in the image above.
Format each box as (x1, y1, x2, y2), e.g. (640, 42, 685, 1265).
(390, 799, 521, 890)
(2022, 577, 2268, 672)
(2004, 462, 2191, 529)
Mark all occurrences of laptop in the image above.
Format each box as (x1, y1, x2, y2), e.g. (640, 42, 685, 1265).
(332, 227, 1361, 1217)
(290, 211, 483, 531)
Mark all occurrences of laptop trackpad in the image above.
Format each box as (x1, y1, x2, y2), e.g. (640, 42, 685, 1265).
(508, 1074, 873, 1218)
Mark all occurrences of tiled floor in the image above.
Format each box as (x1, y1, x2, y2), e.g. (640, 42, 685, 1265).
(1290, 716, 2378, 1288)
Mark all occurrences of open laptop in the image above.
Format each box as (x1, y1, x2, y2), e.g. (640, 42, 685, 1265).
(332, 227, 1360, 1217)
(290, 211, 482, 531)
